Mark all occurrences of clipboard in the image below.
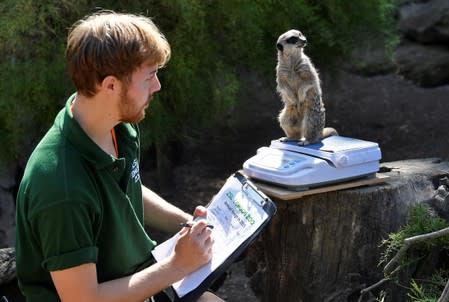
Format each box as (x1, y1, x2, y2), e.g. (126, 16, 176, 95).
(151, 172, 277, 302)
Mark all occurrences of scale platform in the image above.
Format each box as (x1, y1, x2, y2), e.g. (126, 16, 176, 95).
(242, 136, 382, 191)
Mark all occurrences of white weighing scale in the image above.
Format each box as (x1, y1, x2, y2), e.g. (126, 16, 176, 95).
(243, 136, 382, 191)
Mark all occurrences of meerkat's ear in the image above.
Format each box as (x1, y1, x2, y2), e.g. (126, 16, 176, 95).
(277, 43, 284, 51)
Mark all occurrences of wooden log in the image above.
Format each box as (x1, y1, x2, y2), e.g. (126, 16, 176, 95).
(245, 158, 449, 302)
(0, 247, 16, 286)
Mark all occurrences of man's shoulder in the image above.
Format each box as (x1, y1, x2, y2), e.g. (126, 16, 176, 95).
(19, 128, 98, 214)
(26, 124, 81, 178)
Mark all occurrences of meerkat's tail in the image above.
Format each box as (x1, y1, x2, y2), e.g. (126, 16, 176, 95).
(322, 127, 338, 139)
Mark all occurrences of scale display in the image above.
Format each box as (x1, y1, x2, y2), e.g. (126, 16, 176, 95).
(256, 152, 308, 171)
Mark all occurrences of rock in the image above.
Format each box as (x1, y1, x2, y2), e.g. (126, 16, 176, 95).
(393, 0, 449, 87)
(350, 0, 449, 88)
(0, 162, 17, 248)
(347, 47, 397, 77)
(0, 161, 17, 190)
(0, 248, 15, 285)
(395, 41, 449, 87)
(322, 70, 449, 163)
(425, 176, 449, 221)
(0, 190, 15, 248)
(397, 0, 449, 44)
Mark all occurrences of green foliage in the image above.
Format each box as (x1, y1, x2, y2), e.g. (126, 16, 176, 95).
(0, 0, 398, 164)
(0, 0, 88, 163)
(407, 270, 449, 302)
(408, 279, 437, 302)
(376, 290, 387, 302)
(380, 204, 449, 266)
(379, 204, 449, 301)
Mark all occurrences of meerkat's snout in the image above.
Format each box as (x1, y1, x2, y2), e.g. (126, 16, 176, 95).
(292, 36, 307, 48)
(286, 36, 307, 47)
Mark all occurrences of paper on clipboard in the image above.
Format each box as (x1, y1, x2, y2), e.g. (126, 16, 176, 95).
(151, 173, 270, 298)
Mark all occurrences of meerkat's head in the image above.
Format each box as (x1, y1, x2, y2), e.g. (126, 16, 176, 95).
(276, 29, 307, 57)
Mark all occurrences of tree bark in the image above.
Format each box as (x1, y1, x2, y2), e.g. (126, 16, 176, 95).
(246, 158, 449, 302)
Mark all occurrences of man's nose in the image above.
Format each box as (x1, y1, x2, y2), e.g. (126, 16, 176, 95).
(152, 74, 162, 92)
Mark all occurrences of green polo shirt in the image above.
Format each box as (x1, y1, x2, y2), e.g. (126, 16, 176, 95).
(15, 94, 156, 301)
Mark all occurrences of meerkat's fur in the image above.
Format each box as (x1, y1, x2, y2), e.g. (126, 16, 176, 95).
(276, 29, 337, 144)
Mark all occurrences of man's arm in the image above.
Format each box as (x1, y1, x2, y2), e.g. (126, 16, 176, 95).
(142, 184, 193, 233)
(50, 219, 213, 302)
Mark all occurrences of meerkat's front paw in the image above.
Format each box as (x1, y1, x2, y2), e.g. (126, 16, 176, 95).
(280, 137, 303, 144)
(297, 139, 310, 146)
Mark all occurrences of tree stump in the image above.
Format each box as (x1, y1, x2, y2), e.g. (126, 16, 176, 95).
(246, 158, 449, 302)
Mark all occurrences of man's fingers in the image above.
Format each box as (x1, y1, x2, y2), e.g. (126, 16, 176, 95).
(189, 219, 211, 236)
(173, 219, 215, 273)
(193, 206, 207, 218)
(178, 224, 191, 235)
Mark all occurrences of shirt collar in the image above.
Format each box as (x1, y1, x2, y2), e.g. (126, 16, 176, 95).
(56, 93, 136, 170)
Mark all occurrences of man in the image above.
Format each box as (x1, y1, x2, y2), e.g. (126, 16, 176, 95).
(15, 11, 223, 302)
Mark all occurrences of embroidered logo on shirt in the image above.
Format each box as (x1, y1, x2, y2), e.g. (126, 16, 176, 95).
(131, 159, 140, 183)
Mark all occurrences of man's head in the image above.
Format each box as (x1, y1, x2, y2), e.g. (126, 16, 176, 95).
(66, 11, 171, 97)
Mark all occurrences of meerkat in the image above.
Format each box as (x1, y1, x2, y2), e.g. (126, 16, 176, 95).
(276, 29, 337, 145)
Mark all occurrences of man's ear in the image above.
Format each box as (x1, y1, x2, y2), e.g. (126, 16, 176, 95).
(100, 75, 122, 94)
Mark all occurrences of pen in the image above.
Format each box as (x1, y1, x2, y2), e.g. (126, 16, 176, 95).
(180, 222, 214, 229)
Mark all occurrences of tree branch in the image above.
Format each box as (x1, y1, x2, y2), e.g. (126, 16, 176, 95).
(384, 227, 449, 274)
(438, 278, 449, 302)
(358, 226, 449, 301)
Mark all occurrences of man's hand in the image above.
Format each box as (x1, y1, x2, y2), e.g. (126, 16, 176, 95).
(50, 205, 215, 302)
(171, 206, 214, 274)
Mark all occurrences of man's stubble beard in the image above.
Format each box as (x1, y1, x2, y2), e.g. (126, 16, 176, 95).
(119, 89, 149, 124)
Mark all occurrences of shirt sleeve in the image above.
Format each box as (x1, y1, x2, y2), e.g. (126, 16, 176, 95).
(30, 201, 99, 272)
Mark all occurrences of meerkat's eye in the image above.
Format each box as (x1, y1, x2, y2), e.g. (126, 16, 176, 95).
(286, 36, 299, 44)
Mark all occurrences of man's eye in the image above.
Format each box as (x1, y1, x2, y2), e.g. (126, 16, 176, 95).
(148, 71, 158, 79)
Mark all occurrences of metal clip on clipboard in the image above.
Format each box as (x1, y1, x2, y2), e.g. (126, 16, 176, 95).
(242, 181, 266, 207)
(235, 172, 274, 213)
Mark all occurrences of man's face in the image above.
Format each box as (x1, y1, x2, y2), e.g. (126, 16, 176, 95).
(119, 64, 161, 123)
